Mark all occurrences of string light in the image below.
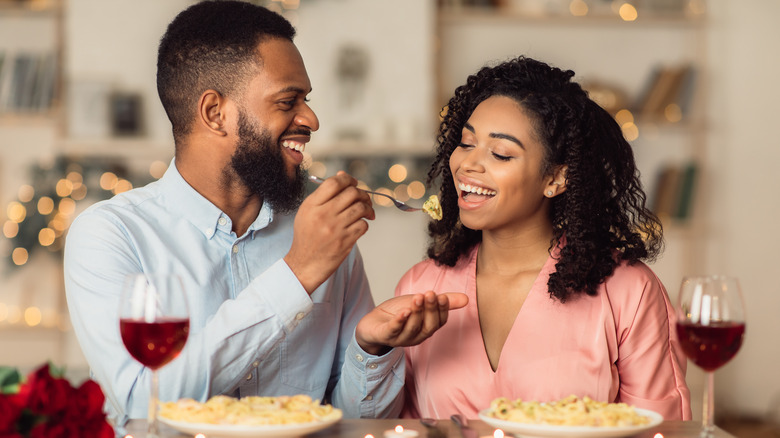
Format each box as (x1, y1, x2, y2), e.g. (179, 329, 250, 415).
(24, 306, 42, 327)
(569, 0, 588, 16)
(407, 181, 426, 199)
(388, 164, 408, 183)
(7, 202, 27, 223)
(618, 3, 638, 21)
(37, 196, 55, 215)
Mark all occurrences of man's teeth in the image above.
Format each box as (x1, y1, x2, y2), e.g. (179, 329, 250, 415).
(282, 140, 305, 152)
(459, 183, 496, 196)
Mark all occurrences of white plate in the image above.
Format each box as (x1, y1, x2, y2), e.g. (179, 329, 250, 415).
(478, 408, 663, 438)
(158, 413, 341, 437)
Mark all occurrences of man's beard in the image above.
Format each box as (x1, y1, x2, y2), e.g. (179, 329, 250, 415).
(229, 110, 306, 214)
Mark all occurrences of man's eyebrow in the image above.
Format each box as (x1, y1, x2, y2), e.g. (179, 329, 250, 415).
(275, 86, 311, 94)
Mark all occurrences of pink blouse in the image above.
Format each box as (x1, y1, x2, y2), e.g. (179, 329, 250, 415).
(395, 244, 691, 420)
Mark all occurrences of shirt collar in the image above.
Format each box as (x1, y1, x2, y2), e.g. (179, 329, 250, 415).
(159, 158, 274, 239)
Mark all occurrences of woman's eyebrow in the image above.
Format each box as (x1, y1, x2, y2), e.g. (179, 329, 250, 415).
(490, 132, 525, 149)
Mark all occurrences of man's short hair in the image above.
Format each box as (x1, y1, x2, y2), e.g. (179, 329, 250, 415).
(157, 0, 295, 143)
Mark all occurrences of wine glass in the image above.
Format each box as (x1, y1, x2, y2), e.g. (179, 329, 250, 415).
(675, 275, 746, 437)
(119, 273, 190, 437)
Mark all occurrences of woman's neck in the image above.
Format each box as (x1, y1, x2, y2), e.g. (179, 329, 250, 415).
(478, 225, 555, 276)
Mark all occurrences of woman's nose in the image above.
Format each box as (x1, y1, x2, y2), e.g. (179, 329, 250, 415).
(460, 147, 485, 171)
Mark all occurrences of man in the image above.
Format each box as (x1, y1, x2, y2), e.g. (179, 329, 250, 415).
(64, 0, 465, 425)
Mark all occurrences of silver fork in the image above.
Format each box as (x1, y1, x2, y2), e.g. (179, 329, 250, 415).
(308, 175, 421, 212)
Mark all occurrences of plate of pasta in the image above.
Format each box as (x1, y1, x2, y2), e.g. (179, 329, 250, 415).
(478, 395, 663, 438)
(157, 394, 342, 437)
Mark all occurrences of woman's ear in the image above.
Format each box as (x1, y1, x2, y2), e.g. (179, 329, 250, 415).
(198, 90, 228, 136)
(544, 165, 568, 198)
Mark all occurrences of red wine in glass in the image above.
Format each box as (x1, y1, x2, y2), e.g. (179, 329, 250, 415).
(120, 317, 190, 370)
(120, 273, 189, 438)
(675, 321, 745, 372)
(675, 275, 745, 438)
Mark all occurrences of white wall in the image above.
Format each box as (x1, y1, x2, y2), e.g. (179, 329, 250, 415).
(704, 0, 780, 417)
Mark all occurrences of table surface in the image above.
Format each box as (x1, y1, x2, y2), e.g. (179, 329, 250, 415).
(123, 418, 737, 438)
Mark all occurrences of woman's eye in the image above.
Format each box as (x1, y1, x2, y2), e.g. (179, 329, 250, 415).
(457, 142, 473, 149)
(492, 152, 511, 161)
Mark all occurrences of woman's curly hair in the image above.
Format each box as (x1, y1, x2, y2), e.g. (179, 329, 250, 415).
(426, 55, 663, 302)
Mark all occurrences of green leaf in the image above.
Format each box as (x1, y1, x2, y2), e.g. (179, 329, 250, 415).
(0, 366, 22, 394)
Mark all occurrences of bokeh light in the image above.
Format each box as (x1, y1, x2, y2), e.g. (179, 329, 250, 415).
(569, 0, 588, 16)
(388, 164, 408, 183)
(3, 221, 19, 238)
(407, 181, 426, 199)
(17, 185, 34, 203)
(24, 306, 42, 327)
(59, 198, 76, 216)
(7, 202, 27, 223)
(621, 122, 639, 141)
(12, 248, 29, 266)
(149, 160, 168, 179)
(38, 228, 56, 246)
(664, 103, 683, 123)
(100, 172, 119, 190)
(37, 196, 55, 215)
(56, 178, 74, 197)
(619, 3, 638, 21)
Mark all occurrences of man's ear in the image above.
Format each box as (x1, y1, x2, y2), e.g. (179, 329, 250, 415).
(198, 90, 228, 137)
(544, 165, 568, 198)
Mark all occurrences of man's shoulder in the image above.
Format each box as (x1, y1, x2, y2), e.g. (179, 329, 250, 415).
(71, 183, 162, 229)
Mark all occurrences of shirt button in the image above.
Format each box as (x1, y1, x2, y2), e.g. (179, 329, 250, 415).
(218, 217, 227, 226)
(295, 312, 305, 320)
(355, 354, 364, 362)
(246, 373, 252, 381)
(365, 395, 373, 401)
(232, 245, 239, 254)
(368, 363, 378, 370)
(252, 361, 259, 367)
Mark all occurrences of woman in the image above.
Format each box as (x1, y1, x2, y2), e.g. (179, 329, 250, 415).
(395, 56, 691, 420)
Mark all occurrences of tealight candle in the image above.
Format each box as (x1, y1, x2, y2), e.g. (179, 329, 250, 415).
(479, 429, 504, 438)
(383, 425, 419, 437)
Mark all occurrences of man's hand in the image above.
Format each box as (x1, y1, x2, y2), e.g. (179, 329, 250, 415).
(355, 291, 469, 355)
(284, 171, 375, 294)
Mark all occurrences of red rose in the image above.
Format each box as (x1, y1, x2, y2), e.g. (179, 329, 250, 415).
(0, 395, 23, 433)
(65, 380, 105, 421)
(29, 416, 113, 438)
(24, 365, 73, 416)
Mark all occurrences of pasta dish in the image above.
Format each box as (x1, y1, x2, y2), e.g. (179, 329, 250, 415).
(485, 395, 651, 427)
(159, 394, 342, 426)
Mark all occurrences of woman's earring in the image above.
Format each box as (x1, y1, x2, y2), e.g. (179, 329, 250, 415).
(546, 190, 554, 197)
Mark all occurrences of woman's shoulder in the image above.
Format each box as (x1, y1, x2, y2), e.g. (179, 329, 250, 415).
(602, 259, 671, 321)
(395, 247, 477, 297)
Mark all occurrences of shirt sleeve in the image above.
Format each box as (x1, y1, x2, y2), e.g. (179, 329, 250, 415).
(330, 249, 405, 418)
(64, 209, 316, 424)
(610, 264, 692, 420)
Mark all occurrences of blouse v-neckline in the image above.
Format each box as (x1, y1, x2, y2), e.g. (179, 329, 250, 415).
(467, 243, 558, 374)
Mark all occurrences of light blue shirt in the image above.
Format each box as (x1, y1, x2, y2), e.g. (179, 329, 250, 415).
(64, 160, 404, 425)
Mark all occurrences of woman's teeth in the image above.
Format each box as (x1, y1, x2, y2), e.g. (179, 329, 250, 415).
(282, 140, 305, 152)
(459, 182, 496, 196)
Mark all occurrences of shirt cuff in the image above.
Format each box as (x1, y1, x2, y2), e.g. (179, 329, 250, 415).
(344, 335, 403, 381)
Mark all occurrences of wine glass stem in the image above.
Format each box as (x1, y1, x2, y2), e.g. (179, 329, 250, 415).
(148, 369, 160, 438)
(701, 370, 715, 437)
